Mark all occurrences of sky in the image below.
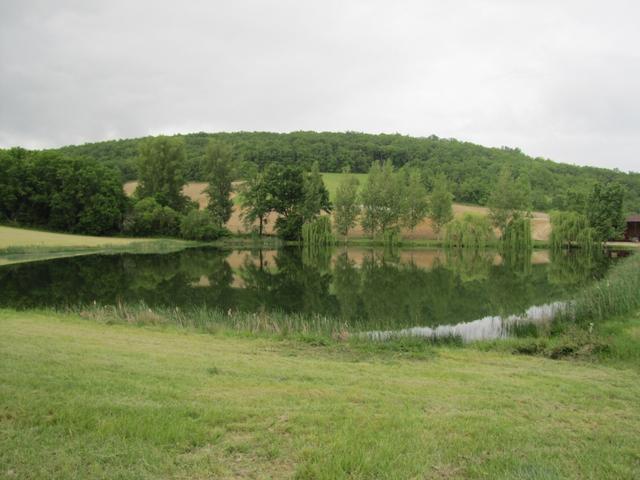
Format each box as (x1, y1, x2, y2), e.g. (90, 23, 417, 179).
(1, 0, 639, 172)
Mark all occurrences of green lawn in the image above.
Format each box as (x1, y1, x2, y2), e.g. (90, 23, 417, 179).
(0, 226, 150, 250)
(1, 310, 639, 479)
(0, 226, 193, 266)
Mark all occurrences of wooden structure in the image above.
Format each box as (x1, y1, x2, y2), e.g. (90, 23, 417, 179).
(624, 214, 640, 242)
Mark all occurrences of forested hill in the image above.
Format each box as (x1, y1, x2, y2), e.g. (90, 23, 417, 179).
(45, 131, 640, 212)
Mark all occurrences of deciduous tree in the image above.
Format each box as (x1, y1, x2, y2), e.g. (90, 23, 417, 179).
(136, 136, 188, 212)
(334, 175, 360, 239)
(429, 173, 454, 234)
(203, 140, 234, 225)
(402, 169, 429, 232)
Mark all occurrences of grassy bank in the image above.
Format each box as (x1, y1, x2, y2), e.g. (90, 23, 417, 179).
(1, 309, 639, 479)
(0, 226, 195, 266)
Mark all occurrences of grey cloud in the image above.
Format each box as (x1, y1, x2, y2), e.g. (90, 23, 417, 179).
(1, 0, 638, 171)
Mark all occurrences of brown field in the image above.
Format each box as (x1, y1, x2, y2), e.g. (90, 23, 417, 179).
(124, 181, 552, 241)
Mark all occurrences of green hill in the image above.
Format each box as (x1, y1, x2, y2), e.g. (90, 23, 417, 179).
(41, 131, 640, 213)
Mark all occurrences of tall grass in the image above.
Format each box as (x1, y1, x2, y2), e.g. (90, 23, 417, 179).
(301, 216, 335, 246)
(563, 253, 640, 324)
(70, 302, 353, 339)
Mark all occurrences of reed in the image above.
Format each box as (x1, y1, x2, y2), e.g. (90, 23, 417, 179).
(301, 216, 335, 246)
(563, 253, 640, 324)
(382, 227, 400, 247)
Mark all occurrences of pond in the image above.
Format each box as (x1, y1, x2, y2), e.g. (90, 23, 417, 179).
(0, 246, 623, 340)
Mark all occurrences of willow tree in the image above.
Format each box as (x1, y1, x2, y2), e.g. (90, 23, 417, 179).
(445, 213, 494, 249)
(550, 211, 595, 251)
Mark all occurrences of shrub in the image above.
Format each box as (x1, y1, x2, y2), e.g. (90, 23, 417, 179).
(123, 197, 180, 237)
(275, 214, 304, 241)
(179, 209, 226, 241)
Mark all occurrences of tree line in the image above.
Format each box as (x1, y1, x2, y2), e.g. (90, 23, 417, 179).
(41, 131, 640, 214)
(0, 135, 628, 244)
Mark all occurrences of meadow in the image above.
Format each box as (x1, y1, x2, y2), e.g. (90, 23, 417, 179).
(1, 309, 639, 479)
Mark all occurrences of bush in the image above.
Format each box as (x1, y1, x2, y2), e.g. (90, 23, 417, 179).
(123, 197, 180, 237)
(275, 214, 304, 241)
(179, 209, 226, 241)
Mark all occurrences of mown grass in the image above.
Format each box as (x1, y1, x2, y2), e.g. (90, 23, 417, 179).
(1, 309, 640, 479)
(0, 226, 196, 266)
(0, 225, 149, 249)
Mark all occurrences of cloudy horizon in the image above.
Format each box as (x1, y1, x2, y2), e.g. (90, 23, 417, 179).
(1, 0, 639, 172)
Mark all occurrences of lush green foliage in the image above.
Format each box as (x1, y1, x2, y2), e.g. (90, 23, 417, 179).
(42, 131, 640, 213)
(264, 164, 306, 240)
(302, 161, 332, 222)
(0, 148, 127, 235)
(179, 209, 226, 241)
(550, 211, 595, 250)
(501, 216, 533, 252)
(360, 161, 406, 237)
(587, 182, 626, 241)
(301, 216, 335, 246)
(333, 174, 360, 238)
(564, 253, 640, 324)
(203, 140, 234, 225)
(240, 163, 331, 240)
(122, 197, 180, 237)
(428, 172, 453, 234)
(136, 136, 190, 212)
(445, 213, 495, 249)
(487, 166, 531, 235)
(402, 169, 429, 231)
(238, 172, 270, 236)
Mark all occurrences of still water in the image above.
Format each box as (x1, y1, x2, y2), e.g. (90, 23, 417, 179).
(0, 247, 619, 336)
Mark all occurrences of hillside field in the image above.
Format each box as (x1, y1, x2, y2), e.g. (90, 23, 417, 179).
(124, 173, 552, 241)
(0, 226, 147, 250)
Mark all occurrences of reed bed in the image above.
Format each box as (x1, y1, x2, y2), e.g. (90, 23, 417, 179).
(562, 252, 640, 324)
(71, 302, 354, 339)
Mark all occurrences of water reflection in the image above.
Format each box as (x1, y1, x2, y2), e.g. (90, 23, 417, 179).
(0, 247, 617, 332)
(364, 302, 565, 343)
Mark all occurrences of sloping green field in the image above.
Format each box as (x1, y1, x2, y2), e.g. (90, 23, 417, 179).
(320, 172, 368, 201)
(0, 226, 146, 249)
(1, 310, 639, 479)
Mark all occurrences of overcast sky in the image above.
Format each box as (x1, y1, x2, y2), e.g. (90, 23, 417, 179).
(1, 1, 639, 172)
